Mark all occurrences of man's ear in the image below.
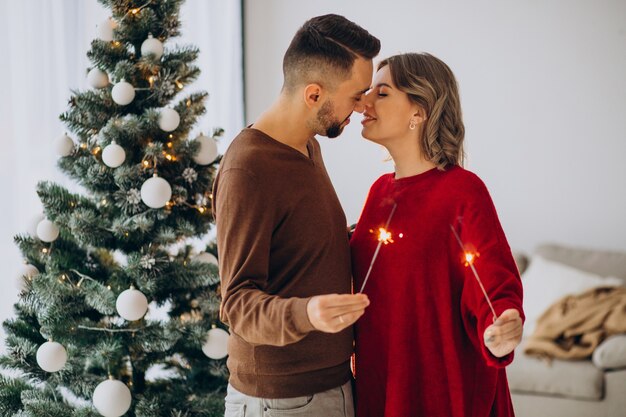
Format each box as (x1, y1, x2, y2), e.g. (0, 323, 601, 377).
(303, 83, 323, 109)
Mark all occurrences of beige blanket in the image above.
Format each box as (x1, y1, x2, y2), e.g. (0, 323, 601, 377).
(524, 286, 626, 360)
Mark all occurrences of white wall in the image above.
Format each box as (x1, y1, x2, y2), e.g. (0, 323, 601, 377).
(244, 0, 626, 253)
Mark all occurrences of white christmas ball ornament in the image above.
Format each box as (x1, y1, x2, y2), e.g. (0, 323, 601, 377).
(192, 134, 218, 165)
(116, 287, 148, 321)
(36, 341, 67, 372)
(93, 378, 132, 417)
(37, 219, 59, 242)
(97, 18, 117, 42)
(194, 252, 218, 266)
(102, 142, 126, 168)
(158, 108, 180, 132)
(55, 133, 74, 157)
(141, 34, 164, 60)
(202, 327, 230, 359)
(17, 264, 39, 291)
(140, 175, 172, 209)
(111, 80, 135, 106)
(88, 68, 109, 89)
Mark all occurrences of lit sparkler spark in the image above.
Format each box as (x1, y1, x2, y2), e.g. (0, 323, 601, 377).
(377, 227, 394, 244)
(359, 203, 398, 293)
(449, 224, 497, 322)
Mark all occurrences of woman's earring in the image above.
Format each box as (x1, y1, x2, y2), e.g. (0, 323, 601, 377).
(409, 119, 417, 130)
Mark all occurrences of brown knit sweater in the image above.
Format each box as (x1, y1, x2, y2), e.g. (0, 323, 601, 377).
(212, 128, 353, 398)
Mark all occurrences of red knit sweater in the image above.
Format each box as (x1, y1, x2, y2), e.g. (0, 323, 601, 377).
(351, 166, 524, 417)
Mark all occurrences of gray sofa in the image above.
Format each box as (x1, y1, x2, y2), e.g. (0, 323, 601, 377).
(508, 244, 626, 417)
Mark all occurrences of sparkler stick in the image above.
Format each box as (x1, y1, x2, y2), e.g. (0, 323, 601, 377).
(449, 224, 498, 322)
(359, 202, 398, 293)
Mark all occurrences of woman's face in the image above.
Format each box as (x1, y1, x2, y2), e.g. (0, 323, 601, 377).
(361, 65, 419, 146)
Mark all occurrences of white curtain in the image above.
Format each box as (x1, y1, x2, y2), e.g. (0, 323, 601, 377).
(0, 0, 244, 349)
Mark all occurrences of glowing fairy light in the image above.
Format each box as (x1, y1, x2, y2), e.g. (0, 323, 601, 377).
(449, 224, 497, 322)
(359, 202, 398, 293)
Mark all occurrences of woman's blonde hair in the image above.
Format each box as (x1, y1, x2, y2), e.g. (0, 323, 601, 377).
(379, 53, 465, 169)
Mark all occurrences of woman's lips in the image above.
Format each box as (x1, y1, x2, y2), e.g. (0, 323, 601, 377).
(361, 115, 376, 125)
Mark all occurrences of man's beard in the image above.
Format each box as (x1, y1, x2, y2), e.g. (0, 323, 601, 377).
(317, 100, 346, 139)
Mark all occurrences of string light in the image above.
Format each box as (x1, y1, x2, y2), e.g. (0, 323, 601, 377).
(148, 76, 156, 88)
(175, 81, 183, 89)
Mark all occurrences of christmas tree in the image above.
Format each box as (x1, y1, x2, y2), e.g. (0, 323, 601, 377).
(0, 0, 229, 415)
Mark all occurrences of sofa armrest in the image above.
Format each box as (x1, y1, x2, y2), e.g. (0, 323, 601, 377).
(513, 251, 529, 275)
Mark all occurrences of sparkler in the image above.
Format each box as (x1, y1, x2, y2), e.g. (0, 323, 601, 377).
(359, 202, 398, 293)
(449, 224, 498, 322)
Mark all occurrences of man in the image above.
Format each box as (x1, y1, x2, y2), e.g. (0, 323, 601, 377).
(212, 14, 380, 417)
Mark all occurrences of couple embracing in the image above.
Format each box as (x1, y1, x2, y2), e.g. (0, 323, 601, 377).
(212, 14, 524, 417)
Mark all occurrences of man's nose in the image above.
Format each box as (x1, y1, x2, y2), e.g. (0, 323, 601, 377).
(354, 100, 366, 114)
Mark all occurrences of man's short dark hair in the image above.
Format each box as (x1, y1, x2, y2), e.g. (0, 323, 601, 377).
(282, 14, 380, 92)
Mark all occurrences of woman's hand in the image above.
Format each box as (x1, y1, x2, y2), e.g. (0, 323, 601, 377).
(483, 308, 523, 358)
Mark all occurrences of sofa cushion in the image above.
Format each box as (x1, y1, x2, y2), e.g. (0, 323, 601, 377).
(536, 243, 626, 283)
(508, 343, 604, 400)
(592, 334, 626, 370)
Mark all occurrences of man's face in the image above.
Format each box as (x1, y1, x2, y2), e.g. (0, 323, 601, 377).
(316, 57, 373, 138)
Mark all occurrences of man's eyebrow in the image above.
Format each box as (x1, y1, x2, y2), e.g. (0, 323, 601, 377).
(355, 87, 370, 95)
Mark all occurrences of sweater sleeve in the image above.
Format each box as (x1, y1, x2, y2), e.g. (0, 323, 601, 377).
(213, 168, 316, 347)
(457, 177, 524, 368)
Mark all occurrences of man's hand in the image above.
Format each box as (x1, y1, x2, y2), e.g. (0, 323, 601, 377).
(484, 308, 523, 358)
(307, 293, 370, 333)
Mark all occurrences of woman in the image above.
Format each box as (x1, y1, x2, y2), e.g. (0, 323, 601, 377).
(351, 53, 524, 417)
